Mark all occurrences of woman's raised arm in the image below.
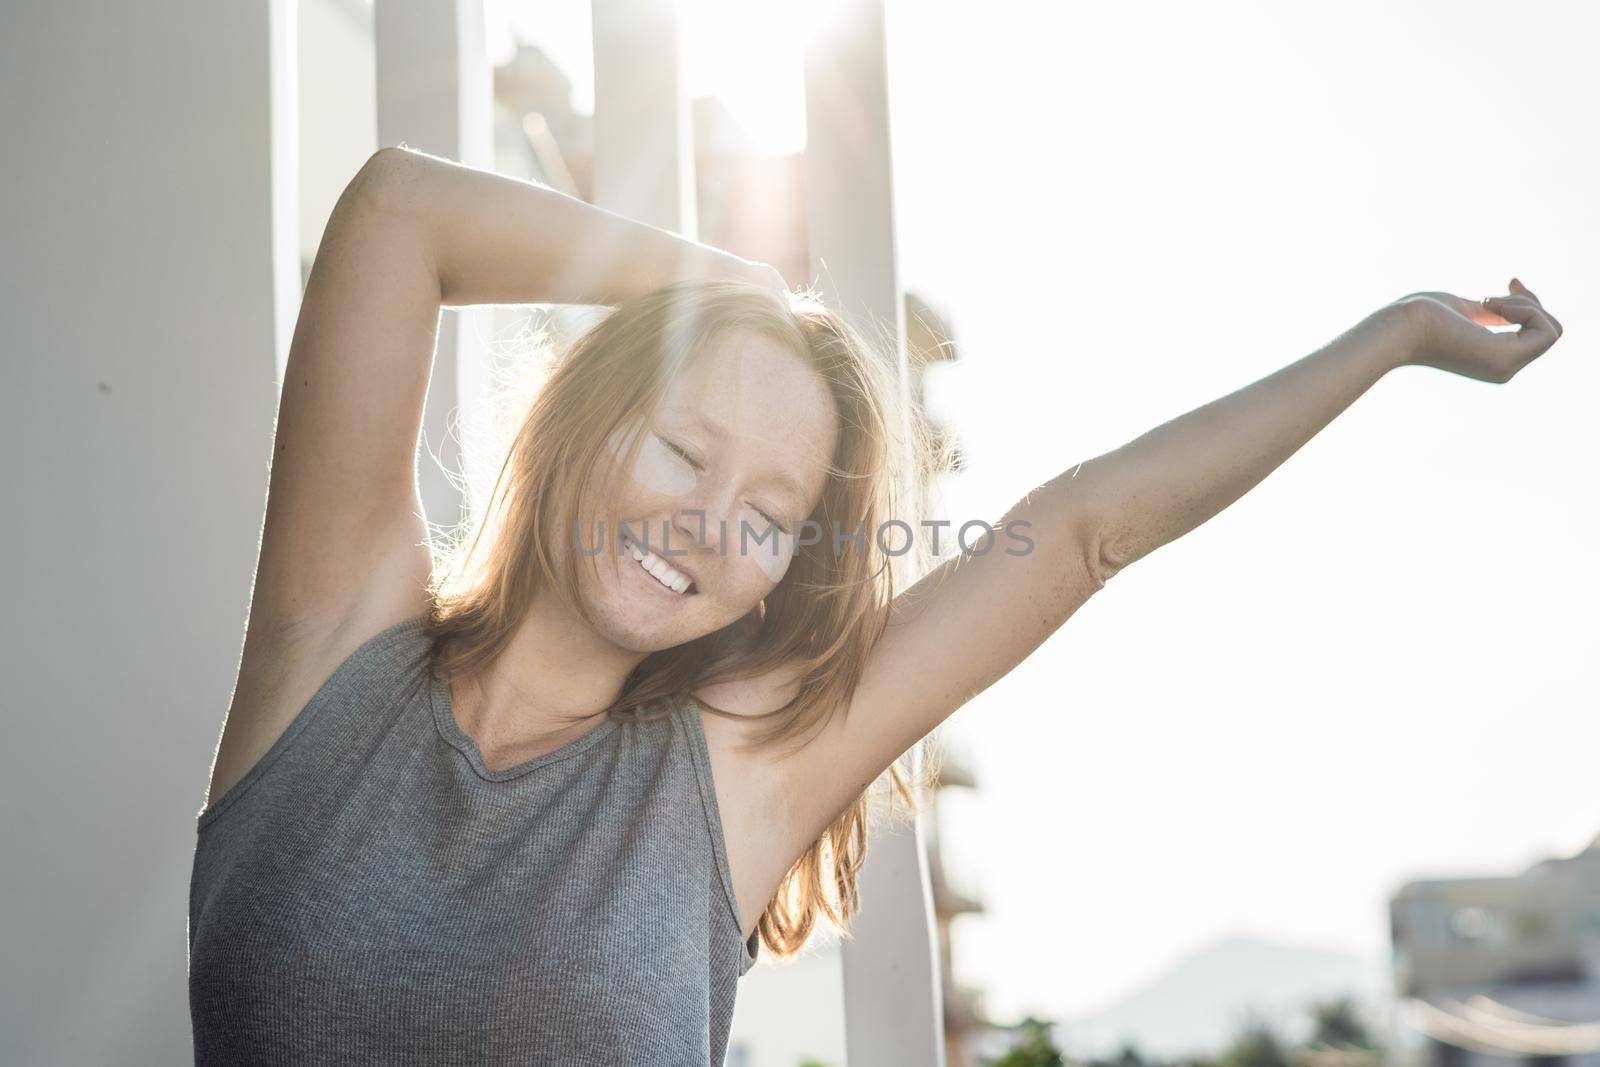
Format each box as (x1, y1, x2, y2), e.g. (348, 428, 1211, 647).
(363, 145, 784, 307)
(244, 147, 781, 647)
(780, 284, 1564, 835)
(210, 148, 780, 811)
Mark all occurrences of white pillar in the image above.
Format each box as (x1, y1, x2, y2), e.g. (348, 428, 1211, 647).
(804, 1, 947, 1063)
(0, 2, 297, 1061)
(374, 0, 493, 535)
(590, 0, 697, 235)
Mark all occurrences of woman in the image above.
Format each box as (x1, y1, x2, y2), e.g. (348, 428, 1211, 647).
(188, 146, 1564, 1065)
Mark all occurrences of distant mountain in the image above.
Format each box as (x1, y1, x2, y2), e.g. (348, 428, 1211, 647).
(1053, 933, 1391, 1060)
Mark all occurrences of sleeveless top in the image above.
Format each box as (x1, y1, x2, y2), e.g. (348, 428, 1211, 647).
(188, 613, 760, 1066)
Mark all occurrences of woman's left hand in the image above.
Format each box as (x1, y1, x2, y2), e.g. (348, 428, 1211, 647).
(1393, 277, 1565, 383)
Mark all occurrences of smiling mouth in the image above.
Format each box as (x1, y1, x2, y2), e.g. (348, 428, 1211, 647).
(622, 533, 699, 596)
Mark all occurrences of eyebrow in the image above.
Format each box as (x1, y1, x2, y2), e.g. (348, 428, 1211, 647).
(662, 407, 812, 506)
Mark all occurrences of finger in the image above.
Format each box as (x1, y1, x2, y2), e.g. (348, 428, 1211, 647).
(1504, 284, 1564, 337)
(1506, 278, 1562, 338)
(1509, 277, 1541, 305)
(1484, 296, 1558, 360)
(1484, 295, 1547, 325)
(1480, 293, 1536, 323)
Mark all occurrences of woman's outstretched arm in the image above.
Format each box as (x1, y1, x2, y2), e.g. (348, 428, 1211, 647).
(1049, 284, 1564, 588)
(362, 145, 784, 307)
(784, 284, 1564, 829)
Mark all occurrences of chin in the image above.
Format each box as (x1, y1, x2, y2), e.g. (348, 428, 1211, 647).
(585, 584, 698, 654)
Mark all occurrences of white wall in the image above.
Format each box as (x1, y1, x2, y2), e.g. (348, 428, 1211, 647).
(298, 0, 376, 274)
(0, 3, 296, 1062)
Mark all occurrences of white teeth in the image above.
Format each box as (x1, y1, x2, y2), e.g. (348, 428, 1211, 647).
(624, 535, 693, 595)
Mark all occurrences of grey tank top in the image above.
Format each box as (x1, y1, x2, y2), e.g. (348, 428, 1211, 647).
(188, 613, 760, 1065)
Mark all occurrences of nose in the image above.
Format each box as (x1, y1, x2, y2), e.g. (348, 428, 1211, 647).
(666, 478, 738, 559)
(667, 506, 713, 554)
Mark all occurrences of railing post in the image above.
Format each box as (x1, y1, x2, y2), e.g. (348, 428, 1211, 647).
(374, 0, 493, 536)
(803, 1, 948, 1063)
(590, 0, 696, 234)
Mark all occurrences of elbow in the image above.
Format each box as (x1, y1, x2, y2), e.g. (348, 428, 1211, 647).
(1077, 519, 1131, 591)
(338, 146, 421, 223)
(362, 145, 420, 185)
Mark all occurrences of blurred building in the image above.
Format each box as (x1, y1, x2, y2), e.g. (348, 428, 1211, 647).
(928, 743, 996, 1067)
(1390, 832, 1600, 1065)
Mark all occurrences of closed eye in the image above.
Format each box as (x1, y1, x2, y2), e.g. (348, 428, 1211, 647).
(661, 436, 703, 470)
(663, 435, 791, 533)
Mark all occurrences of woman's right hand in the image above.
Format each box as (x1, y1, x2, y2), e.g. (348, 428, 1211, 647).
(1395, 277, 1565, 383)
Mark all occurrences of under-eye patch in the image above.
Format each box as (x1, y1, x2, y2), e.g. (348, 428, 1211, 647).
(608, 418, 700, 497)
(735, 504, 798, 583)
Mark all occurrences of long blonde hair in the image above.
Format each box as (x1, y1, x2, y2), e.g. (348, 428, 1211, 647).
(423, 278, 947, 958)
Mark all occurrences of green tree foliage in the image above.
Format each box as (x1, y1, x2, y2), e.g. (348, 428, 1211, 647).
(981, 992, 1384, 1067)
(1085, 1041, 1154, 1067)
(982, 1016, 1067, 1067)
(1112, 1042, 1147, 1067)
(1217, 1016, 1291, 1067)
(1308, 996, 1374, 1049)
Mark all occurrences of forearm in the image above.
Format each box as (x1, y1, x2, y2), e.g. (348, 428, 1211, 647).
(1063, 305, 1414, 584)
(358, 145, 763, 307)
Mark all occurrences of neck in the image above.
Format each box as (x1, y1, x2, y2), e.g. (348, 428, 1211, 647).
(452, 585, 646, 755)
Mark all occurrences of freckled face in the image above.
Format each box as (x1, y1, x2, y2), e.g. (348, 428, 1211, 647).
(573, 329, 839, 653)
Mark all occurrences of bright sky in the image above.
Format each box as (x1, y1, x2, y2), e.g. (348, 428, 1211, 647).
(884, 0, 1600, 1027)
(489, 0, 1600, 1032)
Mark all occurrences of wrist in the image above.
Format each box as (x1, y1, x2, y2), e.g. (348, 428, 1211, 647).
(1364, 303, 1419, 373)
